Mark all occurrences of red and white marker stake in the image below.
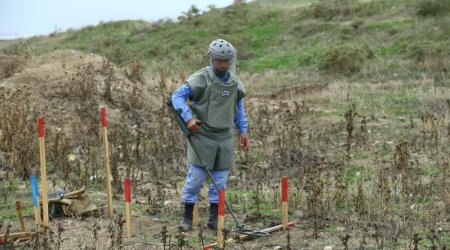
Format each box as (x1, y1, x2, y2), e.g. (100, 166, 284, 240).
(124, 177, 132, 238)
(38, 118, 49, 226)
(281, 176, 288, 230)
(217, 190, 225, 248)
(101, 107, 114, 218)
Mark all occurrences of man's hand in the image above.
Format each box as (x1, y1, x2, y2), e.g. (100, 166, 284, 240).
(187, 118, 201, 132)
(239, 134, 249, 151)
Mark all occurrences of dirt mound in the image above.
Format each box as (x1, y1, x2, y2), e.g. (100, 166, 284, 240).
(2, 49, 159, 121)
(0, 50, 162, 178)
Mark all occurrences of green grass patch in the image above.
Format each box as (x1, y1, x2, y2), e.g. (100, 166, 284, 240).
(421, 165, 445, 176)
(257, 0, 315, 5)
(333, 85, 421, 118)
(0, 200, 34, 221)
(343, 164, 364, 184)
(297, 46, 323, 66)
(0, 195, 35, 222)
(323, 223, 340, 234)
(251, 53, 296, 72)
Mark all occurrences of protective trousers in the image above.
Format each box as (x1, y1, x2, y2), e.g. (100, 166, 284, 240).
(182, 164, 230, 204)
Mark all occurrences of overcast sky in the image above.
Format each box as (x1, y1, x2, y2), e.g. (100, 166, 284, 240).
(0, 0, 234, 39)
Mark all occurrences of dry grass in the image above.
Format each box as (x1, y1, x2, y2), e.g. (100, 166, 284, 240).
(1, 48, 449, 249)
(0, 54, 26, 80)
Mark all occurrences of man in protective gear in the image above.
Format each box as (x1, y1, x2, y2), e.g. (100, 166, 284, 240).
(171, 38, 249, 231)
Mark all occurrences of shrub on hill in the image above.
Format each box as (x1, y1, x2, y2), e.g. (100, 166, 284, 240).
(318, 43, 374, 74)
(416, 0, 450, 17)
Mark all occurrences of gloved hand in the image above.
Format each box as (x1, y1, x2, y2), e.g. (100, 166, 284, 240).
(240, 134, 249, 151)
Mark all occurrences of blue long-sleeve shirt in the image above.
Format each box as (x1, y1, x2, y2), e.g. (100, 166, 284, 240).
(172, 73, 248, 134)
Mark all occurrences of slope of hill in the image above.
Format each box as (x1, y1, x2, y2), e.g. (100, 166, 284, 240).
(2, 0, 449, 93)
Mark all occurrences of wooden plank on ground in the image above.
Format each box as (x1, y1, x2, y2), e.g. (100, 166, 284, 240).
(0, 232, 34, 242)
(203, 221, 296, 249)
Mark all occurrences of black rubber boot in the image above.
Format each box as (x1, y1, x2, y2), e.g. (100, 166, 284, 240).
(207, 203, 218, 231)
(181, 203, 194, 231)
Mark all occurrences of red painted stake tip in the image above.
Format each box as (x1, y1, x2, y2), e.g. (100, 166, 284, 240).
(101, 107, 107, 128)
(218, 190, 225, 216)
(124, 177, 131, 203)
(38, 118, 44, 138)
(282, 176, 288, 202)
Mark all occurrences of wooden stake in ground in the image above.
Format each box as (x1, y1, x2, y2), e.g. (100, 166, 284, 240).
(30, 175, 41, 225)
(101, 107, 113, 218)
(217, 190, 225, 248)
(124, 177, 132, 239)
(281, 176, 289, 230)
(38, 118, 49, 226)
(193, 203, 199, 227)
(15, 201, 26, 232)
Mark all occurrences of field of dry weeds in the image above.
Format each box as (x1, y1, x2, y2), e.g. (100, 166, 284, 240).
(0, 48, 449, 249)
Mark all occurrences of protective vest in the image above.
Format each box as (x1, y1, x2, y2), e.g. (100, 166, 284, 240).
(186, 66, 246, 170)
(188, 67, 245, 128)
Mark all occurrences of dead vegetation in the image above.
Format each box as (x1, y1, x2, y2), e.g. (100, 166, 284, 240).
(0, 54, 27, 80)
(0, 40, 31, 80)
(0, 48, 449, 249)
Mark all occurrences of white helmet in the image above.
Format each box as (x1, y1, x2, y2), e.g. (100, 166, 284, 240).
(208, 39, 235, 60)
(208, 38, 237, 74)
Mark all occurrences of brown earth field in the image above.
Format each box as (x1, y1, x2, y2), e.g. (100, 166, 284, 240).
(0, 50, 449, 249)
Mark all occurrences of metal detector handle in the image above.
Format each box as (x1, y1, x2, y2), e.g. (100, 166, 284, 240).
(237, 229, 269, 237)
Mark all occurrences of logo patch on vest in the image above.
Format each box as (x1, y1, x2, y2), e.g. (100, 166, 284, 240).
(221, 90, 230, 97)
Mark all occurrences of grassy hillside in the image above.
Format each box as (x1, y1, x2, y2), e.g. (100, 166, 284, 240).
(1, 1, 450, 248)
(2, 0, 449, 91)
